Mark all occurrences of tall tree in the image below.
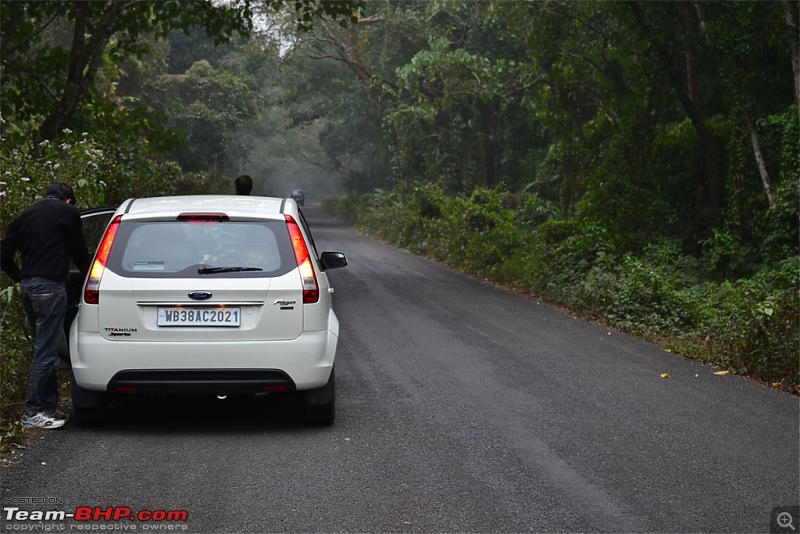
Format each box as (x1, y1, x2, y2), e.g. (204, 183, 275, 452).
(154, 59, 259, 173)
(783, 0, 800, 107)
(1, 1, 253, 142)
(0, 0, 361, 144)
(627, 1, 724, 228)
(687, 0, 790, 207)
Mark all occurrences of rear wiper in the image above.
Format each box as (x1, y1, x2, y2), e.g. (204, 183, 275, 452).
(198, 266, 263, 274)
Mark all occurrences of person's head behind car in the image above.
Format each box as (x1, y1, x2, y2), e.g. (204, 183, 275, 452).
(235, 175, 253, 196)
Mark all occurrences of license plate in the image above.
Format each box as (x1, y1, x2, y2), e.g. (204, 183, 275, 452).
(157, 307, 241, 327)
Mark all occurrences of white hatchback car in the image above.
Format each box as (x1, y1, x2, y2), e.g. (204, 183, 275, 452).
(68, 195, 347, 426)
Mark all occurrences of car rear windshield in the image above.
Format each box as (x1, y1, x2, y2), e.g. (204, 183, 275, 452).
(105, 220, 295, 278)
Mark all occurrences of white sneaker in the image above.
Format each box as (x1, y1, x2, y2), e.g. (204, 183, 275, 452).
(21, 412, 66, 429)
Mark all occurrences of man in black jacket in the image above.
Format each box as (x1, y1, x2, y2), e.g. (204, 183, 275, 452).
(1, 183, 90, 429)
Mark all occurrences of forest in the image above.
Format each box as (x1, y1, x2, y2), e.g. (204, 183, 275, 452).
(1, 0, 798, 439)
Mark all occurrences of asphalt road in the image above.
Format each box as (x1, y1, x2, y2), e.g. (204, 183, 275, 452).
(2, 206, 798, 533)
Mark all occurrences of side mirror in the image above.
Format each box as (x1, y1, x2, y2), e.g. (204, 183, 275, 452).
(319, 251, 347, 271)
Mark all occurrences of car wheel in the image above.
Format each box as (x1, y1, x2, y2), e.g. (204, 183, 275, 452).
(71, 373, 109, 427)
(303, 368, 335, 426)
(305, 395, 335, 426)
(73, 402, 109, 427)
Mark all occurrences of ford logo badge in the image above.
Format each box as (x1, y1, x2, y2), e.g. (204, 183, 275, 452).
(188, 291, 212, 300)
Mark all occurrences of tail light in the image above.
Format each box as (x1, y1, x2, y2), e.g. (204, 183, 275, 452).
(84, 215, 122, 305)
(285, 215, 319, 304)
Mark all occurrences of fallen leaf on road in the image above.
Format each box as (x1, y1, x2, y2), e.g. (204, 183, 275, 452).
(660, 373, 671, 379)
(714, 370, 730, 375)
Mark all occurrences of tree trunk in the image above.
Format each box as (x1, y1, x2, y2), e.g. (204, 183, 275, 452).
(39, 1, 125, 142)
(480, 97, 500, 188)
(628, 1, 723, 228)
(742, 104, 774, 206)
(783, 0, 800, 107)
(689, 0, 774, 207)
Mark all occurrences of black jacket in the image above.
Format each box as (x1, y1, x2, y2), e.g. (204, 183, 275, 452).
(1, 196, 91, 283)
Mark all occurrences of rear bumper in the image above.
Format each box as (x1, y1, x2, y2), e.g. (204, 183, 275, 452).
(71, 329, 337, 393)
(109, 369, 294, 396)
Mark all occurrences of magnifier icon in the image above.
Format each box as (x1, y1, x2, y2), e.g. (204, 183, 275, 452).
(778, 512, 796, 531)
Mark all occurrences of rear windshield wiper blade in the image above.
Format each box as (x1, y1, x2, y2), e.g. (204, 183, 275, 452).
(198, 266, 263, 274)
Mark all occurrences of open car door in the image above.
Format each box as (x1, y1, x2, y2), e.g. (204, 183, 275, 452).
(60, 207, 118, 360)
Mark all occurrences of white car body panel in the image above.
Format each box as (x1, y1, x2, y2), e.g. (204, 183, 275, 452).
(70, 325, 337, 391)
(71, 195, 343, 397)
(91, 270, 305, 342)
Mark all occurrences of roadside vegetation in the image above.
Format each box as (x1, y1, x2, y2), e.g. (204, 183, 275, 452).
(324, 186, 799, 391)
(2, 0, 797, 451)
(315, 0, 799, 392)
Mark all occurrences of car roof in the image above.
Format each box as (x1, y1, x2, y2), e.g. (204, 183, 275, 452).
(116, 195, 298, 221)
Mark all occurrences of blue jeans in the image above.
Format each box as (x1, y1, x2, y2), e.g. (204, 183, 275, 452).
(20, 278, 67, 415)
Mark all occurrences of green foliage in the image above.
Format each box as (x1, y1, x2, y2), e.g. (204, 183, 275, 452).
(1, 133, 108, 224)
(412, 183, 448, 220)
(0, 285, 29, 448)
(376, 3, 550, 193)
(278, 46, 390, 192)
(154, 59, 260, 173)
(518, 194, 559, 229)
(753, 107, 800, 263)
(699, 229, 746, 280)
(529, 219, 615, 299)
(270, 0, 364, 32)
(312, 0, 795, 267)
(450, 189, 521, 274)
(329, 190, 799, 390)
(0, 1, 256, 143)
(0, 129, 194, 223)
(578, 253, 692, 334)
(322, 193, 369, 223)
(688, 257, 800, 384)
(189, 0, 800, 390)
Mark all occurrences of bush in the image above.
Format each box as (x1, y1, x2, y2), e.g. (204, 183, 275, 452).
(700, 229, 747, 280)
(327, 188, 799, 391)
(579, 253, 692, 334)
(0, 286, 30, 447)
(322, 193, 369, 223)
(530, 219, 614, 300)
(689, 257, 799, 384)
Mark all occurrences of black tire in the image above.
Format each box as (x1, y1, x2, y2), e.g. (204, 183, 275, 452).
(73, 402, 109, 427)
(303, 368, 335, 426)
(305, 395, 335, 426)
(71, 372, 109, 427)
